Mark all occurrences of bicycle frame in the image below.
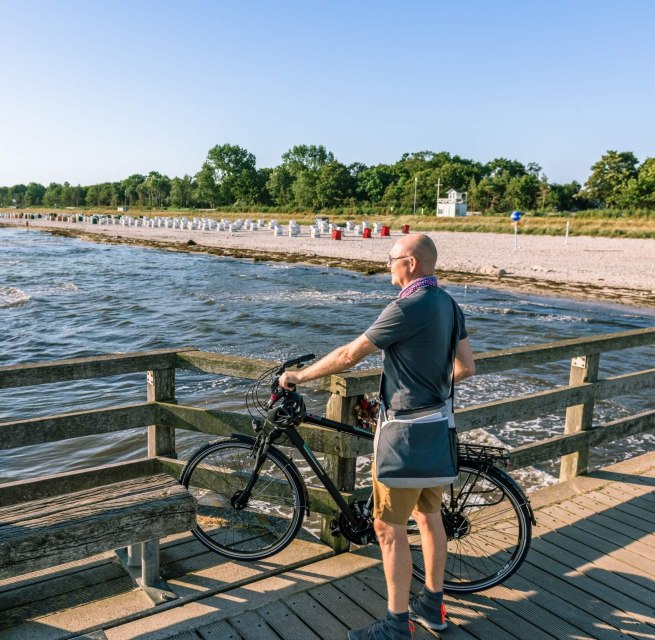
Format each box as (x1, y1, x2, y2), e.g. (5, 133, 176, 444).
(275, 412, 374, 529)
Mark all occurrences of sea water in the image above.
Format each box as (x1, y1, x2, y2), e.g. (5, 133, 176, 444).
(1, 227, 654, 490)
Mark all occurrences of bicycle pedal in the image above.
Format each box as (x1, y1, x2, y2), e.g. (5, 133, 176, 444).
(329, 519, 341, 538)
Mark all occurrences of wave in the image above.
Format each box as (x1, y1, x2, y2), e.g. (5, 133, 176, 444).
(0, 287, 30, 308)
(28, 282, 80, 296)
(460, 303, 590, 324)
(220, 289, 391, 305)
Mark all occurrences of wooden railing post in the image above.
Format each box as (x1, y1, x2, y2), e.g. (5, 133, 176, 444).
(559, 353, 600, 481)
(147, 368, 177, 458)
(320, 376, 361, 553)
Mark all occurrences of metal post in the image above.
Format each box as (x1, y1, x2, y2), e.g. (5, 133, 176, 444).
(413, 177, 418, 215)
(126, 543, 142, 567)
(435, 178, 441, 216)
(141, 539, 160, 587)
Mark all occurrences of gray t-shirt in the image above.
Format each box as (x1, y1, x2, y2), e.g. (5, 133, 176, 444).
(365, 287, 468, 413)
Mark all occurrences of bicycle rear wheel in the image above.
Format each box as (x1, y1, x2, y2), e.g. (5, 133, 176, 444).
(409, 462, 532, 593)
(181, 437, 306, 561)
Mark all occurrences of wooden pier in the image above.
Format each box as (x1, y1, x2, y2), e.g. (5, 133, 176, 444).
(1, 451, 653, 640)
(1, 328, 654, 639)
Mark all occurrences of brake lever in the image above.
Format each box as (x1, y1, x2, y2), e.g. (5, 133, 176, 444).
(267, 378, 288, 409)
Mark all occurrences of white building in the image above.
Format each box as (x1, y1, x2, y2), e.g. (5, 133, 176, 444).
(436, 189, 468, 217)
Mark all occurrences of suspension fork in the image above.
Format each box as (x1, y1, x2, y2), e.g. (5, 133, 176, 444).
(232, 429, 281, 509)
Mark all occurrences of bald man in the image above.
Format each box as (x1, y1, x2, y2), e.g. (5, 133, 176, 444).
(280, 233, 475, 640)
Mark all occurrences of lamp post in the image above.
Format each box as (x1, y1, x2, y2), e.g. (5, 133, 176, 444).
(413, 176, 418, 215)
(435, 178, 441, 216)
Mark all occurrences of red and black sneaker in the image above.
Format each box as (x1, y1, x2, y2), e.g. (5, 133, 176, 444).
(408, 597, 447, 632)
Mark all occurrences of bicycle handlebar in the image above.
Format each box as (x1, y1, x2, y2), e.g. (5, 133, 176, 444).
(266, 353, 316, 410)
(275, 353, 315, 376)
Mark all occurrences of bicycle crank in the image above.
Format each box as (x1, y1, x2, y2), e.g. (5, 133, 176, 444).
(332, 501, 375, 545)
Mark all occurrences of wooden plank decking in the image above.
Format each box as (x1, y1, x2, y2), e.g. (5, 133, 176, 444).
(1, 451, 654, 640)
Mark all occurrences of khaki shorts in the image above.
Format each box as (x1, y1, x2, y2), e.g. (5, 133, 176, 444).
(372, 461, 444, 526)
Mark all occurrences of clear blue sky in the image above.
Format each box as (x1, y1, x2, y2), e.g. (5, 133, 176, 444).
(1, 0, 654, 186)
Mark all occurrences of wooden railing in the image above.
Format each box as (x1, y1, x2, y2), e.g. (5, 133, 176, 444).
(1, 328, 654, 552)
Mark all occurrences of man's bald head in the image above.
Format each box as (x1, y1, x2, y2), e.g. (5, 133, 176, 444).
(395, 234, 437, 276)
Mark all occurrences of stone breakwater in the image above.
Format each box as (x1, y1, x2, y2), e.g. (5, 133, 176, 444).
(2, 216, 654, 308)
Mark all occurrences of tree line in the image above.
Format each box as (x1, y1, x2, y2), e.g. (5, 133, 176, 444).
(1, 146, 653, 213)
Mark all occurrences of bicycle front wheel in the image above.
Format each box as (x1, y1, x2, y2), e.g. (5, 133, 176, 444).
(409, 462, 532, 593)
(181, 437, 306, 561)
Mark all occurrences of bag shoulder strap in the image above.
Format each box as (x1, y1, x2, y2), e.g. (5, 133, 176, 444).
(447, 294, 460, 408)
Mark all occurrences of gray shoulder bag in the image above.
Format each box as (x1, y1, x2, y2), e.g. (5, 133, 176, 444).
(374, 296, 459, 488)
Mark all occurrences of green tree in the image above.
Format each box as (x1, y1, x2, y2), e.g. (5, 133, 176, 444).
(486, 158, 527, 178)
(170, 175, 194, 208)
(9, 184, 27, 206)
(581, 150, 639, 207)
(315, 161, 354, 208)
(616, 157, 655, 208)
(85, 184, 99, 207)
(138, 172, 171, 207)
(43, 183, 63, 207)
(292, 172, 319, 208)
(281, 144, 335, 176)
(60, 182, 75, 207)
(254, 167, 274, 206)
(24, 182, 46, 206)
(120, 174, 146, 206)
(266, 166, 294, 206)
(279, 144, 337, 208)
(546, 181, 584, 211)
(469, 176, 505, 212)
(205, 143, 258, 204)
(357, 165, 394, 203)
(194, 162, 218, 208)
(502, 174, 540, 211)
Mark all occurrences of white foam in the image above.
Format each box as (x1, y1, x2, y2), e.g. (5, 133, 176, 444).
(222, 289, 378, 304)
(460, 303, 590, 324)
(0, 287, 30, 308)
(28, 282, 80, 296)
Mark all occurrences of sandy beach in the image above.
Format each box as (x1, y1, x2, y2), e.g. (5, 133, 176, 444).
(2, 217, 654, 308)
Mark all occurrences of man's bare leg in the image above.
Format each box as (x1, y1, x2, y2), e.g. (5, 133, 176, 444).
(413, 508, 447, 591)
(373, 518, 413, 612)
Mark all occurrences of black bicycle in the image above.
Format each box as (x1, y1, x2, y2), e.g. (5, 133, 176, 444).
(181, 354, 536, 593)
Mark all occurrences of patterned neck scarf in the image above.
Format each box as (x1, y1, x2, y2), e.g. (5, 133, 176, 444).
(398, 275, 439, 299)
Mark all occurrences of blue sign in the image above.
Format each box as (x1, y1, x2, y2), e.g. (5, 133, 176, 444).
(510, 211, 523, 222)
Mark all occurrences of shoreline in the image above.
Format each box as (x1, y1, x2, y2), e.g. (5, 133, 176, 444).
(2, 219, 655, 308)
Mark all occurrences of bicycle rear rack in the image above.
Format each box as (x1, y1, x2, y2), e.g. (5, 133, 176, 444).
(458, 442, 511, 467)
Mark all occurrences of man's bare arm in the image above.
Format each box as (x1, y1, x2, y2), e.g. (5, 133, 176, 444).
(279, 334, 378, 389)
(453, 337, 475, 382)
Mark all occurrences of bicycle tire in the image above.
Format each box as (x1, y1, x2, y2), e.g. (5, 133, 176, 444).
(408, 462, 532, 593)
(181, 437, 306, 561)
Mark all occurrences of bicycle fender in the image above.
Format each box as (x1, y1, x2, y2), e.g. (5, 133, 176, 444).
(228, 433, 258, 446)
(488, 465, 537, 526)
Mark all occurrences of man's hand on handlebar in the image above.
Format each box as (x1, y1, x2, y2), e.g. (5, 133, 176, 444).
(279, 371, 301, 390)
